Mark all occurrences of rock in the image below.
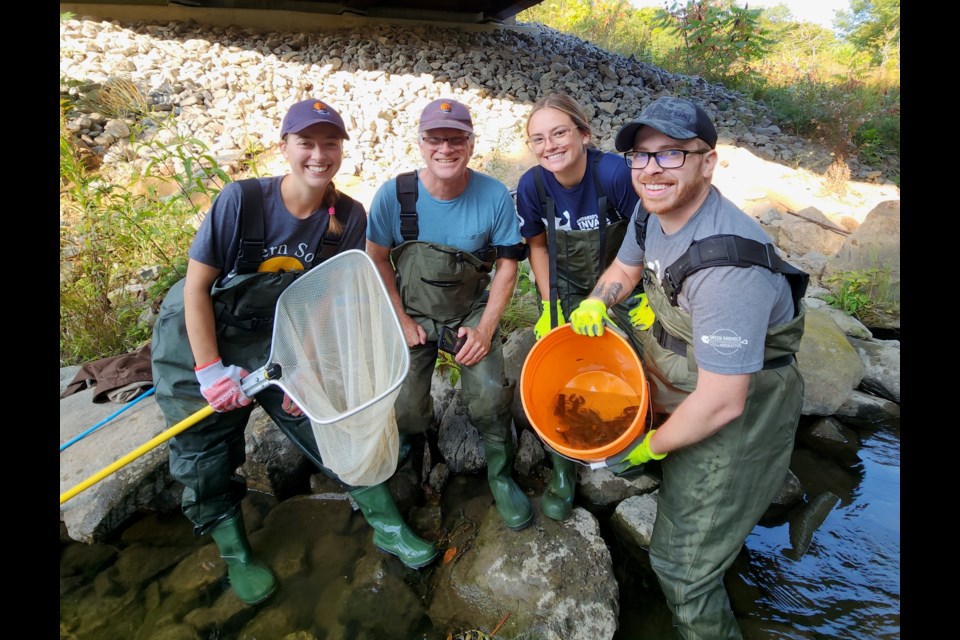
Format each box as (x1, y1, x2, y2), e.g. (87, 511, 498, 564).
(847, 337, 901, 404)
(824, 200, 901, 330)
(796, 308, 866, 416)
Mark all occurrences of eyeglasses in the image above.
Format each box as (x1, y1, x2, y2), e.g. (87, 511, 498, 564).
(421, 135, 472, 148)
(623, 149, 711, 170)
(526, 127, 575, 149)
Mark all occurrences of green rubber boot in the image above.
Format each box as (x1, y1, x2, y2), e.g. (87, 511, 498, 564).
(209, 512, 277, 605)
(541, 452, 577, 521)
(349, 483, 439, 569)
(483, 439, 533, 531)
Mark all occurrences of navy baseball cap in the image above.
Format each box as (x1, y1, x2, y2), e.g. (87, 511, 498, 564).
(615, 97, 717, 151)
(280, 99, 349, 140)
(419, 98, 474, 134)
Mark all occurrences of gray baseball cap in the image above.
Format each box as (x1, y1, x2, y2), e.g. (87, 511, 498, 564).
(615, 97, 717, 151)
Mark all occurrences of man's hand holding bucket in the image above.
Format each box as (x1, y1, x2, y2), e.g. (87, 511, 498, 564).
(569, 298, 618, 337)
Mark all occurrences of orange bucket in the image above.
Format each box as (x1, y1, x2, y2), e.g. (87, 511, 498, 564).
(520, 325, 649, 463)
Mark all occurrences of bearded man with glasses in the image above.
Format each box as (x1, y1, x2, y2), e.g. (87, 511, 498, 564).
(366, 98, 533, 532)
(569, 97, 809, 639)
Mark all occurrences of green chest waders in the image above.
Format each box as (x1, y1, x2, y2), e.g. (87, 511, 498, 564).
(389, 237, 531, 530)
(635, 247, 807, 639)
(389, 240, 493, 326)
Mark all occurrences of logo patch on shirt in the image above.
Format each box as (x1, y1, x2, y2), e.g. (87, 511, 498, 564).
(700, 329, 748, 355)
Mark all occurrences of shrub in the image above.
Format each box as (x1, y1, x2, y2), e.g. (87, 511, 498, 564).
(59, 95, 223, 365)
(822, 268, 898, 323)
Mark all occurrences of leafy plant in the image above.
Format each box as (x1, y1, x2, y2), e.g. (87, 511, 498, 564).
(656, 0, 770, 85)
(435, 351, 462, 387)
(499, 261, 541, 336)
(134, 115, 231, 206)
(822, 269, 878, 318)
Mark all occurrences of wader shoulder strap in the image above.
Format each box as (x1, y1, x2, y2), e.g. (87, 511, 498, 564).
(236, 178, 265, 275)
(396, 170, 419, 242)
(633, 206, 649, 252)
(315, 192, 355, 264)
(591, 152, 620, 281)
(534, 167, 560, 328)
(662, 234, 810, 307)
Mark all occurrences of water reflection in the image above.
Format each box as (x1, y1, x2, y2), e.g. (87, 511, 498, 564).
(742, 426, 900, 638)
(613, 423, 900, 639)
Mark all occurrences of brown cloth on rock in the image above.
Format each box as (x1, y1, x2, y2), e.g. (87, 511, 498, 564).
(61, 344, 154, 403)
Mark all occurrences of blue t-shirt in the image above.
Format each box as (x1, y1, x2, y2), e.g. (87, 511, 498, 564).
(367, 169, 521, 252)
(617, 187, 795, 375)
(515, 148, 639, 238)
(190, 176, 367, 281)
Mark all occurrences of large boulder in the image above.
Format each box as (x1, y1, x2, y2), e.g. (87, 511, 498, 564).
(427, 498, 620, 640)
(823, 200, 900, 330)
(796, 308, 866, 416)
(777, 206, 848, 257)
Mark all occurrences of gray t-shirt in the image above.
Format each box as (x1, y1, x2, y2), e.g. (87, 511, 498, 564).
(617, 187, 795, 374)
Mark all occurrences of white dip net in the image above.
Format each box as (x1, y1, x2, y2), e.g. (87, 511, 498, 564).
(269, 250, 408, 486)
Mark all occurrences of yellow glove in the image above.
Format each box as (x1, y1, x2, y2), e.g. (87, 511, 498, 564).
(607, 429, 667, 476)
(569, 299, 616, 337)
(627, 293, 655, 331)
(623, 429, 667, 466)
(534, 300, 565, 340)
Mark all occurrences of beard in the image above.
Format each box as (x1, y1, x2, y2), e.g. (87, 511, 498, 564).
(638, 171, 712, 218)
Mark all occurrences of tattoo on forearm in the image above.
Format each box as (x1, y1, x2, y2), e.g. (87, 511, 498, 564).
(593, 282, 623, 307)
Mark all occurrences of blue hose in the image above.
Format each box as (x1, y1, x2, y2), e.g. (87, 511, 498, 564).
(60, 387, 156, 452)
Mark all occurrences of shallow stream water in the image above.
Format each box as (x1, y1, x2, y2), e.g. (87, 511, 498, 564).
(60, 419, 899, 639)
(613, 420, 900, 639)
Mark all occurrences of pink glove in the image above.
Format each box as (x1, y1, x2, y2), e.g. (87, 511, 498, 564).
(194, 358, 252, 412)
(282, 393, 303, 417)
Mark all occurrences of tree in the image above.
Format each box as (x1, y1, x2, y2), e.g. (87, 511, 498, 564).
(516, 1, 678, 62)
(836, 0, 900, 67)
(656, 0, 770, 83)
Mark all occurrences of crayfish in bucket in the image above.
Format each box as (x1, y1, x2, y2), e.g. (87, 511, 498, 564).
(552, 392, 639, 450)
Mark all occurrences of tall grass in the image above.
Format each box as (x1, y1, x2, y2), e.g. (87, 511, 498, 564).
(59, 85, 228, 366)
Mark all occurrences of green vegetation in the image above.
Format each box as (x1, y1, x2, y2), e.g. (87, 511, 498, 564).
(59, 82, 230, 366)
(500, 261, 541, 337)
(822, 268, 898, 324)
(435, 351, 462, 387)
(518, 0, 900, 182)
(823, 270, 874, 317)
(654, 0, 771, 85)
